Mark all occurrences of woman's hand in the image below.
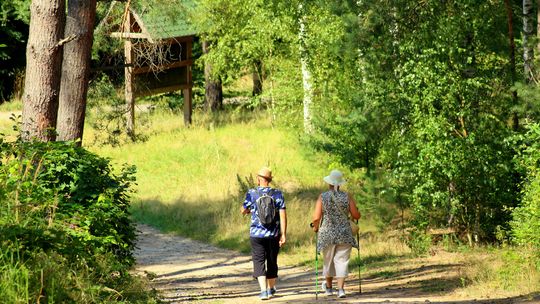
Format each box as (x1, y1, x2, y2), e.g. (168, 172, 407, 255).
(310, 222, 319, 233)
(279, 235, 286, 247)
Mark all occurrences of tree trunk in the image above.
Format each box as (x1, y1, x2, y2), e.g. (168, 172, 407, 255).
(523, 0, 534, 83)
(22, 0, 66, 141)
(203, 41, 223, 112)
(298, 6, 313, 133)
(537, 0, 540, 71)
(57, 0, 97, 143)
(252, 60, 263, 96)
(505, 0, 519, 130)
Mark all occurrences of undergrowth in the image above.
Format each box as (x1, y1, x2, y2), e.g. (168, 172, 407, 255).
(0, 138, 157, 303)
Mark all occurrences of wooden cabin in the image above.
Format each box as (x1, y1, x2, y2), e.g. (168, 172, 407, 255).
(111, 1, 196, 133)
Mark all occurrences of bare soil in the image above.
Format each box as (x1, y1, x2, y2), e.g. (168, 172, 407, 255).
(134, 224, 539, 304)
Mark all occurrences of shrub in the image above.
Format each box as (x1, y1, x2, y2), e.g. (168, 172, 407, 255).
(0, 139, 147, 302)
(511, 123, 540, 266)
(405, 229, 432, 256)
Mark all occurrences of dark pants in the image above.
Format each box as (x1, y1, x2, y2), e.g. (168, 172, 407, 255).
(250, 236, 280, 279)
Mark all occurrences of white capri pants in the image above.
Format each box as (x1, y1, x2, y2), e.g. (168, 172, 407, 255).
(322, 244, 352, 278)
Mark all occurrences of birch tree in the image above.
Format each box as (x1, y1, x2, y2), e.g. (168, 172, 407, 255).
(523, 0, 534, 83)
(298, 4, 313, 133)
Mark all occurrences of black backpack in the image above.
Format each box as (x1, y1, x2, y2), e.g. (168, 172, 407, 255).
(252, 189, 277, 227)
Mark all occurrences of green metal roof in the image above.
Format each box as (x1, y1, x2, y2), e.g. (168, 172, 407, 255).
(132, 0, 197, 40)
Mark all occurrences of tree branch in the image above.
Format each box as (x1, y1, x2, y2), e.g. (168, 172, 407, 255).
(50, 35, 77, 51)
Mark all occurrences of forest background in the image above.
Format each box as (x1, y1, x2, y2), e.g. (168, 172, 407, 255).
(1, 0, 540, 302)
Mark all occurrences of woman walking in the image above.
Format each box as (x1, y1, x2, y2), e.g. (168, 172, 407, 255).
(312, 169, 360, 298)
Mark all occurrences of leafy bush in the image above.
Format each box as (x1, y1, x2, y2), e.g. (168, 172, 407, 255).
(405, 229, 432, 256)
(0, 139, 152, 302)
(512, 123, 540, 266)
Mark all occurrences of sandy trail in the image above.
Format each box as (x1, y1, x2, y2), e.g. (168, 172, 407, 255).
(134, 224, 537, 304)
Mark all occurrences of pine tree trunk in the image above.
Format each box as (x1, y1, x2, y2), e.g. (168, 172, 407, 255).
(523, 0, 534, 82)
(203, 41, 223, 112)
(537, 0, 540, 59)
(57, 0, 97, 143)
(22, 0, 66, 141)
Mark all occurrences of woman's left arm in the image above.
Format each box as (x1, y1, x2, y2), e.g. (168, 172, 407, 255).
(348, 193, 361, 220)
(311, 194, 323, 232)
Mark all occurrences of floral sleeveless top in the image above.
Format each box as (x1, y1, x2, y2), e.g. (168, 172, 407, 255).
(317, 190, 358, 253)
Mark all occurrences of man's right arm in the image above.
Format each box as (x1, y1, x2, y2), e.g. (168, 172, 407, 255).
(241, 191, 252, 215)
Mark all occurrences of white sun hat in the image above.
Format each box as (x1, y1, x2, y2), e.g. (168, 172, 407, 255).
(323, 169, 346, 186)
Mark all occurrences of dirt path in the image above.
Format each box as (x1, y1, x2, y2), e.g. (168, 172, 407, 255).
(134, 224, 537, 304)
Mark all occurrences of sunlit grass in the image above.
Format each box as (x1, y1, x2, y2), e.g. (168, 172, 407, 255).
(88, 108, 333, 263)
(451, 246, 540, 299)
(0, 100, 21, 139)
(0, 99, 22, 112)
(89, 109, 325, 202)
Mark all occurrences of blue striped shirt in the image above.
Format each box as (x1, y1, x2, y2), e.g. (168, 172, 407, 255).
(243, 186, 285, 238)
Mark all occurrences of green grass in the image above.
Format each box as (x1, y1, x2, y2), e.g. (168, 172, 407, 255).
(0, 249, 30, 303)
(88, 109, 332, 263)
(0, 99, 22, 112)
(0, 101, 21, 139)
(453, 246, 540, 299)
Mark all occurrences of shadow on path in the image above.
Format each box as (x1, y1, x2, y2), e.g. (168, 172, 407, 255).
(134, 224, 539, 304)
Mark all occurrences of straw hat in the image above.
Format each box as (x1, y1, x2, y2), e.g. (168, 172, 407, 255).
(323, 169, 346, 186)
(257, 167, 273, 181)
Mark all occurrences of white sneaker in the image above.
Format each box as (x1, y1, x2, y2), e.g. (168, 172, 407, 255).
(338, 289, 346, 298)
(321, 282, 333, 296)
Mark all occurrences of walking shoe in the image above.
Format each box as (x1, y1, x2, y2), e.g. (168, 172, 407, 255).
(268, 287, 277, 298)
(321, 282, 333, 296)
(259, 290, 269, 300)
(338, 289, 346, 298)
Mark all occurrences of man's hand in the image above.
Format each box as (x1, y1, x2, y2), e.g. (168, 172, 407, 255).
(279, 235, 286, 247)
(241, 206, 250, 215)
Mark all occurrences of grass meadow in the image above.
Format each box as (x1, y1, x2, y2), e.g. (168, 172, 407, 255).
(87, 108, 335, 265)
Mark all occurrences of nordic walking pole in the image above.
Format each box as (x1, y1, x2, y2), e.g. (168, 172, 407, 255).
(311, 222, 318, 300)
(356, 219, 362, 294)
(315, 237, 319, 300)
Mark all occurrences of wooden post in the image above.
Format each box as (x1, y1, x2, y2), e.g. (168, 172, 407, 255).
(124, 12, 135, 138)
(183, 39, 193, 126)
(183, 88, 192, 126)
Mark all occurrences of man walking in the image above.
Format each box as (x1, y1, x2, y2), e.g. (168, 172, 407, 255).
(242, 167, 287, 300)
